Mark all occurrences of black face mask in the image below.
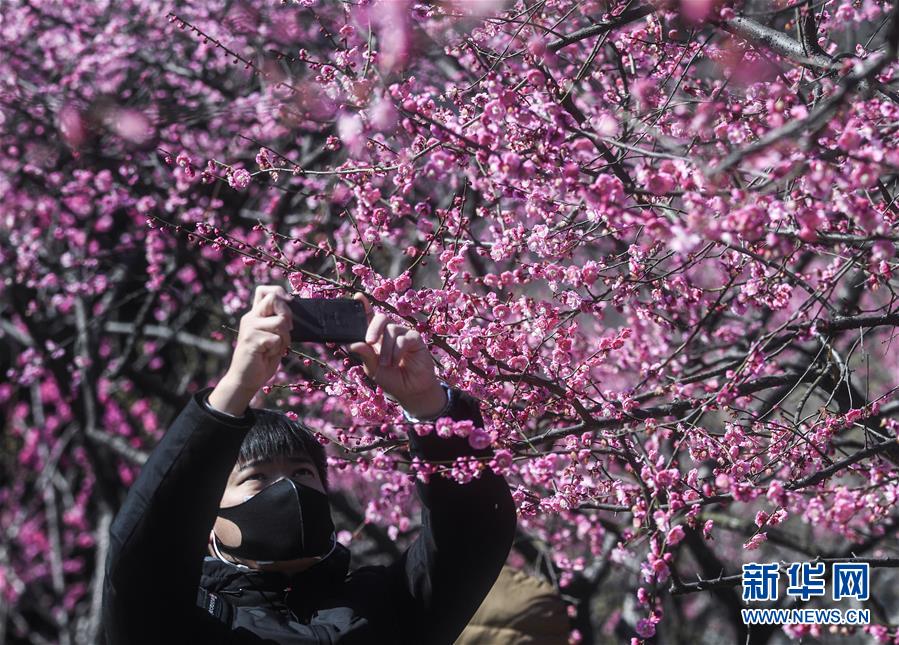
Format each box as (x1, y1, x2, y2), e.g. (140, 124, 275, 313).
(216, 478, 335, 562)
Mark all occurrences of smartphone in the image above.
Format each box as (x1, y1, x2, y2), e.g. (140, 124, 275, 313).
(288, 298, 368, 343)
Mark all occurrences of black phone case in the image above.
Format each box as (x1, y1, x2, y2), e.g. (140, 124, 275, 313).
(288, 298, 368, 343)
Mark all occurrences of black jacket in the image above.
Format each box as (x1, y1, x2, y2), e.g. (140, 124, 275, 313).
(102, 385, 516, 645)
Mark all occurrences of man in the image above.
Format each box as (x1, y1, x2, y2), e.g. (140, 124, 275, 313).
(102, 285, 517, 644)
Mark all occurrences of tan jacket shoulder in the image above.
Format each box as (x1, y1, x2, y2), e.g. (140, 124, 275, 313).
(455, 565, 569, 645)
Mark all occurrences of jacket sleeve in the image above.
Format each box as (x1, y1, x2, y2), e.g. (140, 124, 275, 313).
(101, 386, 260, 645)
(392, 387, 517, 645)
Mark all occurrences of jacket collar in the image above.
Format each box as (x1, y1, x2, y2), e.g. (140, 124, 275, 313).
(200, 543, 351, 610)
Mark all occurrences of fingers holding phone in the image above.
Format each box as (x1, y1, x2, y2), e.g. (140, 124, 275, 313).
(346, 293, 439, 404)
(209, 286, 293, 413)
(253, 285, 290, 313)
(346, 293, 381, 372)
(239, 289, 440, 412)
(353, 292, 374, 324)
(225, 286, 294, 396)
(348, 293, 401, 363)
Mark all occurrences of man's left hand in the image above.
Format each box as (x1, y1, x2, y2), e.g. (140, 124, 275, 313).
(346, 293, 447, 419)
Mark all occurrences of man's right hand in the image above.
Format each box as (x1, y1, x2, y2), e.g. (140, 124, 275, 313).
(208, 285, 293, 416)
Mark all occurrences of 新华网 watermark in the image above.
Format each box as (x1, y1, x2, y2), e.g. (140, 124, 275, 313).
(740, 561, 870, 626)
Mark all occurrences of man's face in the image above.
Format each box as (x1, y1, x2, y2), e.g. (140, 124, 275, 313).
(213, 451, 325, 553)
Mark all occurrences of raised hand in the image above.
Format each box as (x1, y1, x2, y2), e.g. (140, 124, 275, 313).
(346, 293, 447, 419)
(209, 285, 293, 415)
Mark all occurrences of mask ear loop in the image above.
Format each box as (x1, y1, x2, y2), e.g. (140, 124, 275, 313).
(319, 532, 338, 561)
(211, 529, 253, 571)
(299, 531, 338, 572)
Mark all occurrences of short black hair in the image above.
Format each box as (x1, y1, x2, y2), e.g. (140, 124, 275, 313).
(237, 408, 328, 490)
